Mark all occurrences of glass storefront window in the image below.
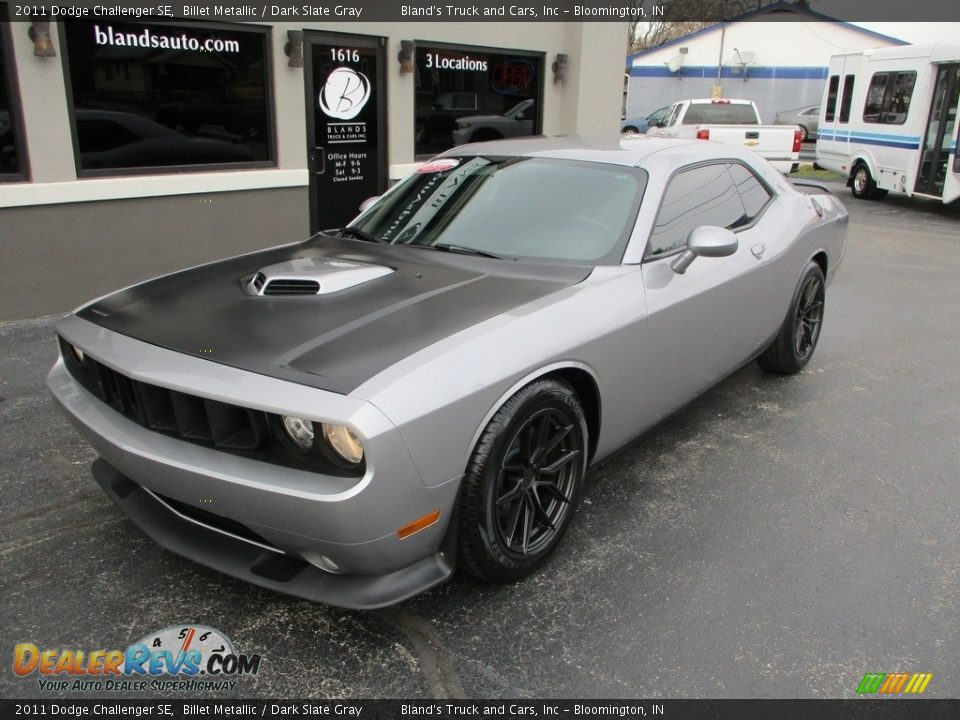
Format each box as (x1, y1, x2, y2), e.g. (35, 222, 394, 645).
(1, 6, 28, 181)
(61, 20, 273, 175)
(414, 43, 543, 158)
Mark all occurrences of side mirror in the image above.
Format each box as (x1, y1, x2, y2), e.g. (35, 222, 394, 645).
(655, 119, 666, 128)
(516, 112, 525, 121)
(671, 226, 738, 274)
(358, 196, 380, 213)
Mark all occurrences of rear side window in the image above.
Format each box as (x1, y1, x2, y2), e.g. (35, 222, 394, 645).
(824, 76, 840, 122)
(727, 163, 772, 222)
(683, 103, 758, 124)
(839, 75, 855, 123)
(647, 164, 747, 258)
(864, 71, 916, 124)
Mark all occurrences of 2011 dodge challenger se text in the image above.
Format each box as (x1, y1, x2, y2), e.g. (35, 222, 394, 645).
(47, 137, 847, 609)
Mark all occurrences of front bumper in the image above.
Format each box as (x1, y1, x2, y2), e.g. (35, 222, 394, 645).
(91, 459, 454, 610)
(47, 316, 460, 609)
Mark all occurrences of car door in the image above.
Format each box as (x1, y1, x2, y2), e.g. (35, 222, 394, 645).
(637, 162, 780, 420)
(803, 105, 821, 136)
(644, 106, 670, 133)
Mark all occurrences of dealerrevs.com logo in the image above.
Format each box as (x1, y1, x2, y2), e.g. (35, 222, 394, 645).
(13, 625, 262, 693)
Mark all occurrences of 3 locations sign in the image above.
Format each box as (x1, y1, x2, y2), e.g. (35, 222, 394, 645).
(414, 43, 543, 157)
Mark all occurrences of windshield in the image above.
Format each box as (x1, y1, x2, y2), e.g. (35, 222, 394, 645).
(350, 156, 646, 264)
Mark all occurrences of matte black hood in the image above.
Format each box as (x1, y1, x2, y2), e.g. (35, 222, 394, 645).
(77, 236, 591, 394)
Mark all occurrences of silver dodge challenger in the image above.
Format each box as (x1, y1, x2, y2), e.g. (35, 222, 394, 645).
(47, 137, 848, 609)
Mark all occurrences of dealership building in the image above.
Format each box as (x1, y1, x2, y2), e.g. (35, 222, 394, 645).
(0, 10, 626, 320)
(625, 3, 903, 125)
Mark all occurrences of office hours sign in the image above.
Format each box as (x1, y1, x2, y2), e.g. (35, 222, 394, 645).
(307, 35, 385, 231)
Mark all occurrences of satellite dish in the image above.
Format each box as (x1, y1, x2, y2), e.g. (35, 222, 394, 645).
(666, 54, 684, 73)
(733, 49, 756, 65)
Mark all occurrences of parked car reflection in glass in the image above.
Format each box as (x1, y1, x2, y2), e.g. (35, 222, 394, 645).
(452, 99, 535, 145)
(74, 109, 254, 170)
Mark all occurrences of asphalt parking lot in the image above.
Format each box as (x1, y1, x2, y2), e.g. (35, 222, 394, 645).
(2, 188, 959, 700)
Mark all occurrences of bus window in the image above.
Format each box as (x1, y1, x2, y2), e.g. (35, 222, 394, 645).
(864, 71, 917, 125)
(839, 74, 855, 123)
(824, 76, 840, 122)
(882, 72, 916, 124)
(863, 73, 888, 123)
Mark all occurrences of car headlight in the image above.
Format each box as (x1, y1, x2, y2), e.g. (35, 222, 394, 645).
(281, 416, 315, 450)
(458, 121, 472, 129)
(322, 424, 364, 465)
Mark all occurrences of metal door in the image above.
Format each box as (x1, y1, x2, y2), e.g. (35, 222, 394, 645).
(914, 63, 960, 197)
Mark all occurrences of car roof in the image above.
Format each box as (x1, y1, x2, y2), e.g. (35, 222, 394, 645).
(441, 134, 768, 170)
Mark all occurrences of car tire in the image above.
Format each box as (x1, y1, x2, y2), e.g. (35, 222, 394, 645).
(622, 126, 640, 135)
(851, 163, 880, 200)
(458, 378, 588, 583)
(798, 125, 809, 143)
(757, 261, 826, 375)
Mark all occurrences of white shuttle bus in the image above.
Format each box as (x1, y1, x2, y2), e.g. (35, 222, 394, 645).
(816, 43, 959, 204)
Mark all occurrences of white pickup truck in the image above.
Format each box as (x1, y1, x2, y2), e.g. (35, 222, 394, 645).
(645, 98, 801, 174)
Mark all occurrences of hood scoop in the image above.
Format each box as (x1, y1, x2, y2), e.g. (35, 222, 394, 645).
(245, 257, 394, 297)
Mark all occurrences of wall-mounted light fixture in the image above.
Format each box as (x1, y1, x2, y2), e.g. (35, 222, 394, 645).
(28, 21, 56, 58)
(284, 30, 303, 68)
(397, 40, 416, 74)
(551, 53, 568, 83)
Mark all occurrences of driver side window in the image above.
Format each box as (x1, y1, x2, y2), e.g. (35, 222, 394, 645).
(647, 164, 747, 258)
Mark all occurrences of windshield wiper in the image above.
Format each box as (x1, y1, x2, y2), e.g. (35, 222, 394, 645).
(339, 226, 387, 244)
(432, 243, 505, 260)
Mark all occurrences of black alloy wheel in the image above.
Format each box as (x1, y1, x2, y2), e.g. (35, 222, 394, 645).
(793, 272, 825, 362)
(494, 407, 581, 555)
(757, 261, 827, 375)
(458, 378, 587, 582)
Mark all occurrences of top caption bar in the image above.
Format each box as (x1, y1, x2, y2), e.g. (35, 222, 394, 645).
(5, 1, 960, 23)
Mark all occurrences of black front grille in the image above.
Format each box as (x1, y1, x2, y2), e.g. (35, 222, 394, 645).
(58, 335, 364, 477)
(59, 336, 268, 451)
(263, 279, 320, 295)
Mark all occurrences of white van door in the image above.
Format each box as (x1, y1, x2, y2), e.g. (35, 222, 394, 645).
(914, 63, 960, 200)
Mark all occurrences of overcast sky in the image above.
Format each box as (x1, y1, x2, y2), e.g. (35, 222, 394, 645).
(852, 23, 960, 44)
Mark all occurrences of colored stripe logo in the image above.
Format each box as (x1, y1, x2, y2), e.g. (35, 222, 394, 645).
(856, 672, 933, 694)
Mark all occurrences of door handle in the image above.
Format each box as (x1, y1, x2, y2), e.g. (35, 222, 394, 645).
(751, 244, 766, 258)
(308, 147, 325, 175)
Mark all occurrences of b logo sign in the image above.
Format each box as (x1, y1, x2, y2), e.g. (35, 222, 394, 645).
(319, 67, 371, 120)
